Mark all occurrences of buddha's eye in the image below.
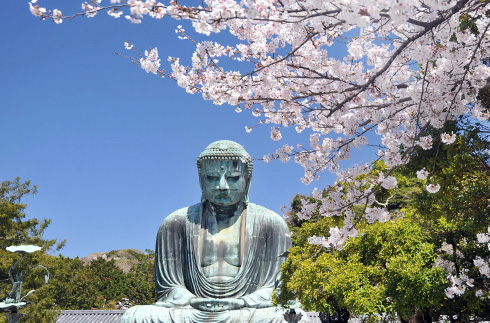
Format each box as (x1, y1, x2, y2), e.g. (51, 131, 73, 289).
(227, 176, 240, 182)
(206, 175, 219, 180)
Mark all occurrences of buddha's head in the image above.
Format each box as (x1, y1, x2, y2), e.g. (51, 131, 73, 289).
(197, 140, 253, 207)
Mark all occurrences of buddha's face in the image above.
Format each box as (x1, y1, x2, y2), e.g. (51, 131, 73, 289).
(200, 160, 248, 207)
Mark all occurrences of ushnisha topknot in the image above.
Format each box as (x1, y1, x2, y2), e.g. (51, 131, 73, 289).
(197, 140, 253, 178)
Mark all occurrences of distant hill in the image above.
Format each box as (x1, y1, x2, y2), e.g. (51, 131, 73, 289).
(81, 249, 147, 273)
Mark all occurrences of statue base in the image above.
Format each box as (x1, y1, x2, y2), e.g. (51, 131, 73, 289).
(4, 313, 24, 323)
(121, 305, 310, 323)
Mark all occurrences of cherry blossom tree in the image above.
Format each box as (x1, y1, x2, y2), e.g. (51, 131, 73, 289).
(281, 121, 490, 317)
(29, 0, 490, 271)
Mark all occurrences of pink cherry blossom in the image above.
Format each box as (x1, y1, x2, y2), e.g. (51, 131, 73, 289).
(140, 48, 160, 74)
(241, 153, 251, 164)
(416, 168, 429, 180)
(417, 136, 433, 150)
(380, 174, 397, 190)
(297, 198, 318, 220)
(445, 270, 474, 299)
(474, 257, 490, 278)
(81, 2, 97, 18)
(52, 9, 62, 23)
(426, 183, 441, 194)
(108, 9, 123, 18)
(477, 229, 490, 244)
(441, 132, 457, 144)
(29, 1, 46, 17)
(365, 207, 390, 224)
(475, 289, 485, 298)
(270, 127, 282, 141)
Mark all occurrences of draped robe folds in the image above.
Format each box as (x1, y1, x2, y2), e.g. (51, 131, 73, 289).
(121, 202, 310, 323)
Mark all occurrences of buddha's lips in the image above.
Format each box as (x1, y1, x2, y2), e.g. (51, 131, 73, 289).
(211, 190, 239, 196)
(214, 193, 231, 199)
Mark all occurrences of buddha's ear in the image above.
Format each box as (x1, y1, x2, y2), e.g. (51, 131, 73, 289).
(198, 172, 208, 204)
(245, 176, 252, 190)
(198, 171, 203, 190)
(244, 177, 252, 205)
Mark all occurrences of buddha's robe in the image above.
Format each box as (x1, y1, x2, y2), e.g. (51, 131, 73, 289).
(121, 203, 310, 323)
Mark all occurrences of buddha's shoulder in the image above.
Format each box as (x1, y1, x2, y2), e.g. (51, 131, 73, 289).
(160, 203, 201, 226)
(248, 203, 284, 222)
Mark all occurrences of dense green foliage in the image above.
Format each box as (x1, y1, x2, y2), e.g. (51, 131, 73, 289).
(277, 120, 490, 322)
(0, 178, 155, 323)
(0, 178, 63, 322)
(32, 252, 155, 310)
(278, 215, 447, 321)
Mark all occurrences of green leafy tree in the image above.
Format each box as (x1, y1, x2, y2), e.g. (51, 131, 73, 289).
(31, 251, 155, 312)
(277, 215, 447, 322)
(124, 250, 155, 305)
(0, 178, 156, 322)
(0, 178, 65, 323)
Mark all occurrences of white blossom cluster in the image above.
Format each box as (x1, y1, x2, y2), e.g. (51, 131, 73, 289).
(441, 132, 457, 144)
(440, 228, 490, 299)
(417, 136, 433, 150)
(377, 173, 397, 190)
(297, 198, 318, 221)
(308, 226, 358, 251)
(426, 183, 441, 193)
(445, 270, 474, 299)
(474, 257, 490, 278)
(365, 207, 390, 224)
(29, 0, 490, 248)
(435, 256, 455, 273)
(477, 227, 490, 247)
(416, 168, 429, 180)
(474, 228, 490, 281)
(28, 0, 46, 18)
(140, 47, 160, 74)
(415, 167, 441, 193)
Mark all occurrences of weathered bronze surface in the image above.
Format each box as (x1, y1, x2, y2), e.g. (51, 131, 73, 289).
(121, 140, 309, 323)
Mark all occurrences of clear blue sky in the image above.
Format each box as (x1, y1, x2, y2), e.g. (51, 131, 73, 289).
(1, 1, 374, 258)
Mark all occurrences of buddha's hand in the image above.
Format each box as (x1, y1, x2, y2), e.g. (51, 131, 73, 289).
(190, 298, 246, 312)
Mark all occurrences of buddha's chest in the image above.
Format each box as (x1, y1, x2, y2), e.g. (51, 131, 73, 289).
(200, 215, 243, 279)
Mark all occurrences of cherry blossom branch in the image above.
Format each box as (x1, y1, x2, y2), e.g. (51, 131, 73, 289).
(328, 0, 471, 120)
(28, 0, 490, 250)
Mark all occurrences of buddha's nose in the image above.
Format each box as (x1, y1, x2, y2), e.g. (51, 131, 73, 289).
(218, 174, 229, 190)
